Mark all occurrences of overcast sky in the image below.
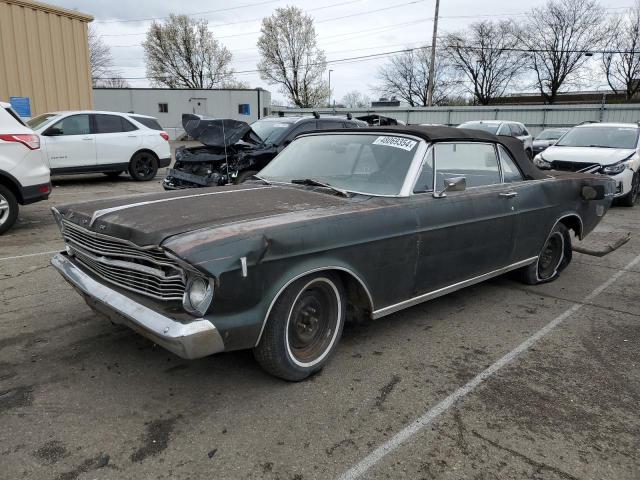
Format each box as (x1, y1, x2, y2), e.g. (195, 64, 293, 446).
(54, 0, 632, 104)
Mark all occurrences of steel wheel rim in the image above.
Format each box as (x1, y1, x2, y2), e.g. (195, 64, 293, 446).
(286, 278, 341, 367)
(538, 232, 564, 280)
(0, 193, 9, 226)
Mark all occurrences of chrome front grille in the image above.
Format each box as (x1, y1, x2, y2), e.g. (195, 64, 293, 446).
(62, 220, 185, 301)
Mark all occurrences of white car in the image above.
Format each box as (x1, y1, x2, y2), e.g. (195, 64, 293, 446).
(0, 102, 51, 234)
(458, 120, 534, 158)
(533, 122, 640, 207)
(27, 111, 171, 181)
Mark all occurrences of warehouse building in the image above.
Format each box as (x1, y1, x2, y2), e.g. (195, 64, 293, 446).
(93, 88, 272, 138)
(0, 0, 93, 117)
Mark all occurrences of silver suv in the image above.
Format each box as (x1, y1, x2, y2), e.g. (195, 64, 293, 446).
(458, 120, 534, 158)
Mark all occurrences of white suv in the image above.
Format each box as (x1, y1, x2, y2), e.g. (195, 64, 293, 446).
(27, 111, 171, 181)
(0, 102, 51, 234)
(533, 122, 640, 206)
(458, 120, 534, 158)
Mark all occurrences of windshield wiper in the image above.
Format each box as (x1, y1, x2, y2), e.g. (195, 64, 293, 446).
(290, 178, 351, 197)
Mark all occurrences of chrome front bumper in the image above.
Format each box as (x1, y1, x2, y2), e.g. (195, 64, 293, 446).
(51, 253, 225, 359)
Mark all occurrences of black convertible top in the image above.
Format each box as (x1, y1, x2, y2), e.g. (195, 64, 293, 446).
(312, 125, 547, 181)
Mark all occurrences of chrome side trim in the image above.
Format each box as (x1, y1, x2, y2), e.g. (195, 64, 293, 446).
(89, 186, 270, 226)
(52, 253, 224, 359)
(371, 257, 538, 319)
(254, 266, 375, 347)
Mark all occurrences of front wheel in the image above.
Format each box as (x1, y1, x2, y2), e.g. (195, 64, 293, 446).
(519, 223, 572, 285)
(617, 171, 639, 207)
(0, 185, 18, 235)
(128, 152, 158, 181)
(254, 273, 346, 381)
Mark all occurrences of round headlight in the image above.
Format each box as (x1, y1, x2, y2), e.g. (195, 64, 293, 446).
(183, 276, 213, 316)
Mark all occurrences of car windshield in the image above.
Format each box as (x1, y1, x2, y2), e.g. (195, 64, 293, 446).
(258, 133, 419, 196)
(535, 129, 567, 140)
(555, 126, 639, 149)
(27, 113, 59, 130)
(250, 119, 294, 144)
(459, 122, 499, 134)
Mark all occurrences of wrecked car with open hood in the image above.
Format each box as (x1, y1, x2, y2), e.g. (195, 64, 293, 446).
(51, 126, 615, 381)
(163, 113, 366, 189)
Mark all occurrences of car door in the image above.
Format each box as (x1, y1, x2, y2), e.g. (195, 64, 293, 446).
(93, 114, 141, 167)
(495, 144, 553, 261)
(411, 142, 519, 295)
(41, 114, 95, 170)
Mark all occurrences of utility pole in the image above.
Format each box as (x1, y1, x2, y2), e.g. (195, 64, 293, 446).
(426, 0, 440, 107)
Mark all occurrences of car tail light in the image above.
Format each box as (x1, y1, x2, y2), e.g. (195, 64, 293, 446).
(160, 132, 169, 141)
(0, 134, 40, 150)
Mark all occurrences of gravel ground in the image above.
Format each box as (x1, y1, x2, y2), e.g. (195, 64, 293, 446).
(0, 172, 638, 480)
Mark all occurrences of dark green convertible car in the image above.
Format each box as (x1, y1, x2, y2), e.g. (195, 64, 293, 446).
(50, 126, 615, 380)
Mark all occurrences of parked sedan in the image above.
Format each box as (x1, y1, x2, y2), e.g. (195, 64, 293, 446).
(458, 120, 534, 158)
(27, 111, 171, 181)
(532, 128, 570, 156)
(533, 122, 640, 206)
(50, 126, 614, 380)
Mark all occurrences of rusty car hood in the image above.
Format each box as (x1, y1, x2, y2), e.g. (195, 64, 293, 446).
(54, 184, 364, 247)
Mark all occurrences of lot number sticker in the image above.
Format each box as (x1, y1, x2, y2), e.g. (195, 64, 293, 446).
(373, 136, 417, 151)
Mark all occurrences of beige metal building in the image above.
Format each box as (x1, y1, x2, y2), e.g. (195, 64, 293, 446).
(0, 0, 93, 116)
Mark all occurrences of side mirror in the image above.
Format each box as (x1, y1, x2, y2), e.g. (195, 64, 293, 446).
(581, 185, 605, 201)
(44, 127, 63, 136)
(434, 176, 466, 198)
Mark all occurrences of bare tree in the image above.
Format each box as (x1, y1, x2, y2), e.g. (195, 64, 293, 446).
(602, 2, 640, 100)
(88, 24, 114, 86)
(443, 21, 525, 105)
(341, 91, 370, 108)
(521, 0, 606, 104)
(143, 14, 237, 88)
(257, 6, 328, 107)
(376, 47, 457, 106)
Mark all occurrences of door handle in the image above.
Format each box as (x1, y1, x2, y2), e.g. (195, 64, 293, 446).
(499, 191, 518, 198)
(127, 135, 137, 138)
(81, 137, 92, 140)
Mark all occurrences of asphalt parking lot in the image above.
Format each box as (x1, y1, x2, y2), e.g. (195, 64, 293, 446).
(1, 170, 639, 480)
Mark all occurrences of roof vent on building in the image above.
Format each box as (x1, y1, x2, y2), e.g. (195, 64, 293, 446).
(312, 111, 320, 119)
(346, 112, 352, 120)
(278, 111, 285, 117)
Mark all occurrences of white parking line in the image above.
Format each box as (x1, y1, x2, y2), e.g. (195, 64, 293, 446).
(0, 250, 61, 262)
(338, 252, 640, 480)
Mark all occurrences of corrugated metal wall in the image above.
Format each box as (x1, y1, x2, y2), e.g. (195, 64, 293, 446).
(0, 0, 93, 116)
(281, 104, 640, 135)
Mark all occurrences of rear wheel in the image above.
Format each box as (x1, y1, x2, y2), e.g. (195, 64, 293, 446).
(0, 184, 19, 235)
(128, 152, 158, 181)
(234, 170, 259, 184)
(618, 171, 639, 207)
(254, 273, 345, 381)
(519, 223, 572, 285)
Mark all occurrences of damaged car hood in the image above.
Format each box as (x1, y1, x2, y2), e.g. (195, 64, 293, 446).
(55, 185, 362, 247)
(182, 113, 262, 148)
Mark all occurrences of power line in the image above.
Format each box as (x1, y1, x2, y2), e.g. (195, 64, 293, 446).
(94, 0, 283, 24)
(100, 43, 640, 81)
(99, 0, 364, 36)
(103, 0, 425, 44)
